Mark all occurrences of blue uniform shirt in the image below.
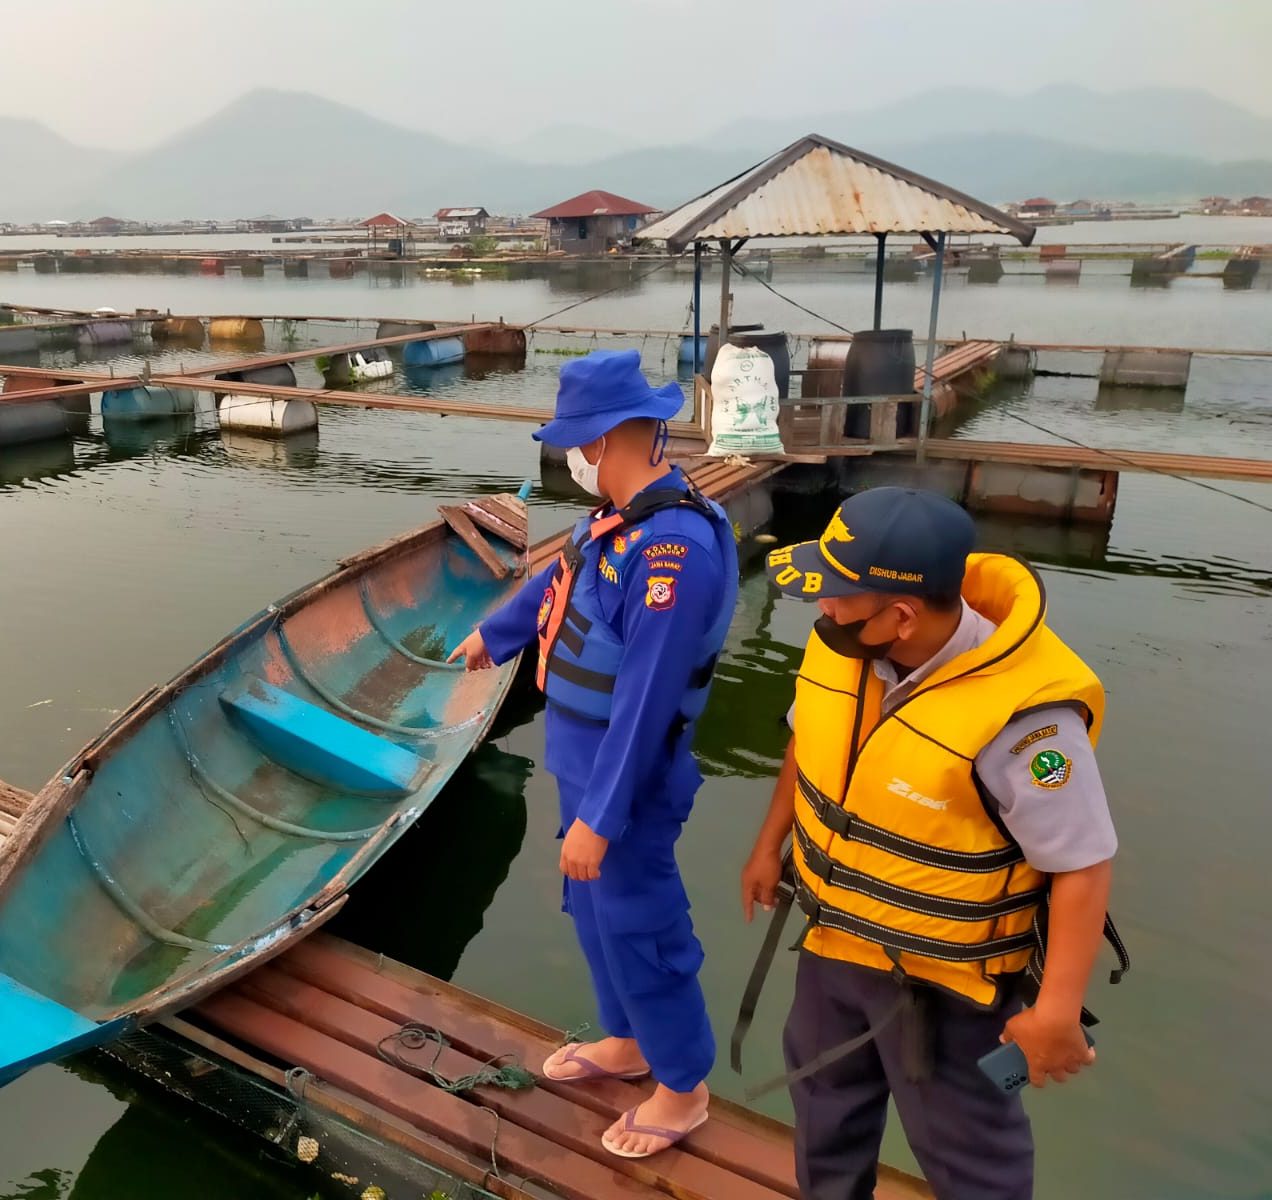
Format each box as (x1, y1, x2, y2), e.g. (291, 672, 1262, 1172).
(480, 468, 734, 840)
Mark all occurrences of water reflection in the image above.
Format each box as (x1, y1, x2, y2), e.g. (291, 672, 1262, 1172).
(0, 438, 76, 488)
(220, 428, 320, 470)
(100, 415, 200, 458)
(1094, 385, 1186, 413)
(329, 733, 534, 979)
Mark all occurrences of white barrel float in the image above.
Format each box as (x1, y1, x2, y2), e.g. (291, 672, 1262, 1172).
(218, 394, 318, 438)
(403, 336, 465, 367)
(0, 400, 69, 447)
(100, 385, 196, 421)
(376, 320, 434, 340)
(0, 327, 42, 355)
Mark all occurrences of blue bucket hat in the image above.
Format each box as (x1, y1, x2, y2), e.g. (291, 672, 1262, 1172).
(532, 349, 684, 447)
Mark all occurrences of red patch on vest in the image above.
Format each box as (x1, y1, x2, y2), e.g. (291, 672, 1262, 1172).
(645, 575, 677, 611)
(536, 587, 554, 632)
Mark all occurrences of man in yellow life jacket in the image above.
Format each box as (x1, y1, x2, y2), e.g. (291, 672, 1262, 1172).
(740, 487, 1122, 1200)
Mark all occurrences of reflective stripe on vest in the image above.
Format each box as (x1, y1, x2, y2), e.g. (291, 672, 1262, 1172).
(791, 553, 1108, 1006)
(535, 483, 736, 726)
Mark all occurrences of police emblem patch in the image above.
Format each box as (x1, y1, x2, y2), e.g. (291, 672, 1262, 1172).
(536, 587, 554, 632)
(645, 575, 677, 611)
(1029, 748, 1071, 789)
(612, 534, 627, 555)
(629, 528, 644, 544)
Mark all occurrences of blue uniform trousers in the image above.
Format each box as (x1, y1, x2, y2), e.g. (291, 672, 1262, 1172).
(784, 951, 1033, 1200)
(557, 778, 715, 1093)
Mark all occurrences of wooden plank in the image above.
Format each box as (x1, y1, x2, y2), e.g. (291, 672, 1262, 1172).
(165, 1016, 555, 1200)
(0, 781, 33, 819)
(439, 505, 511, 580)
(463, 499, 528, 551)
(198, 990, 659, 1200)
(280, 939, 801, 1198)
(234, 966, 785, 1200)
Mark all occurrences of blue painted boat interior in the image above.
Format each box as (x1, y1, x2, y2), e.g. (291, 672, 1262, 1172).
(0, 518, 522, 1030)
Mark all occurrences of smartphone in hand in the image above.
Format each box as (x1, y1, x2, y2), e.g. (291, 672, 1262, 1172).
(977, 1028, 1095, 1093)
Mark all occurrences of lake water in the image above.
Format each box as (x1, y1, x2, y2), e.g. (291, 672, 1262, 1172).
(0, 252, 1270, 1199)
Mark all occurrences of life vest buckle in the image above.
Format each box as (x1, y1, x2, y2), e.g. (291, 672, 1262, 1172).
(801, 839, 834, 883)
(821, 803, 853, 838)
(795, 885, 821, 923)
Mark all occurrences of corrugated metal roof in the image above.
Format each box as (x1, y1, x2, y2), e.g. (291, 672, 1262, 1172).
(633, 135, 1034, 249)
(359, 212, 413, 228)
(531, 190, 658, 220)
(435, 207, 489, 219)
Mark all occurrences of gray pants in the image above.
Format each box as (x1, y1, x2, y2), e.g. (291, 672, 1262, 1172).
(783, 951, 1033, 1200)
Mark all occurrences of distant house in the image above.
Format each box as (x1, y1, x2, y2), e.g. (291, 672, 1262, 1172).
(531, 190, 658, 255)
(1239, 196, 1271, 214)
(359, 211, 416, 256)
(240, 215, 305, 233)
(89, 215, 127, 234)
(1199, 196, 1232, 214)
(1061, 199, 1094, 216)
(434, 207, 489, 237)
(1018, 197, 1058, 218)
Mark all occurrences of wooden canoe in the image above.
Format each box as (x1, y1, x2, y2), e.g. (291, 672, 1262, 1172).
(0, 488, 530, 1085)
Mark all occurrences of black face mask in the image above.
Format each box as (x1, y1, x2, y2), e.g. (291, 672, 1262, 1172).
(814, 613, 895, 661)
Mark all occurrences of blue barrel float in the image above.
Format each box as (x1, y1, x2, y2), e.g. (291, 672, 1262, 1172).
(403, 336, 465, 368)
(100, 385, 196, 421)
(678, 334, 708, 368)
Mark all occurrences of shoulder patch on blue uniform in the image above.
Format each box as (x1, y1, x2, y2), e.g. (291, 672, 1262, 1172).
(645, 575, 677, 611)
(643, 541, 689, 561)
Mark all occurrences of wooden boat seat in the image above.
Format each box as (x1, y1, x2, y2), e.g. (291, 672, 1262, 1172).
(219, 677, 432, 799)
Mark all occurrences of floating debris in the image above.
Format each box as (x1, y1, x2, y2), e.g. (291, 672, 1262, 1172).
(360, 1187, 387, 1200)
(754, 533, 779, 544)
(296, 1135, 319, 1163)
(330, 1171, 360, 1185)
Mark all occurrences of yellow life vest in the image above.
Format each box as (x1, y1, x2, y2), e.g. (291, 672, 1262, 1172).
(791, 553, 1106, 1006)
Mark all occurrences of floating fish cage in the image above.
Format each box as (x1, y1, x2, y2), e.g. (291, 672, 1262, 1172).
(97, 1025, 500, 1200)
(100, 385, 197, 421)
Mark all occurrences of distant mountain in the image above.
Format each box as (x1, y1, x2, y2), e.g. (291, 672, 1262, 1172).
(708, 85, 1272, 167)
(492, 123, 648, 165)
(0, 118, 125, 220)
(63, 88, 506, 221)
(0, 86, 1269, 223)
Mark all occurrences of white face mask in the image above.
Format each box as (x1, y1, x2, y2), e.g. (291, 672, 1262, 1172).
(567, 439, 604, 497)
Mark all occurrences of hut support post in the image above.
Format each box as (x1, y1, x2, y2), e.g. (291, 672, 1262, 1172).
(917, 231, 946, 466)
(718, 239, 732, 355)
(692, 241, 703, 376)
(873, 233, 887, 330)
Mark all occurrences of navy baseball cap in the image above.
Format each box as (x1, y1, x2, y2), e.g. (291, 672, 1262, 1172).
(767, 487, 975, 599)
(533, 349, 684, 447)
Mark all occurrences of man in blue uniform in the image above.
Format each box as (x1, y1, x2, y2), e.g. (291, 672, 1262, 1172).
(449, 349, 739, 1158)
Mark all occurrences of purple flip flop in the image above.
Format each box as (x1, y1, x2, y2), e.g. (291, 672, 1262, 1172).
(541, 1043, 651, 1083)
(601, 1106, 709, 1158)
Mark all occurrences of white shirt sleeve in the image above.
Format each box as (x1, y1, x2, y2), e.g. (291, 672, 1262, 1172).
(975, 706, 1118, 873)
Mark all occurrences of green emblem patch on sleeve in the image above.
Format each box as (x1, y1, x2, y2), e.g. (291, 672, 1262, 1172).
(1029, 748, 1072, 789)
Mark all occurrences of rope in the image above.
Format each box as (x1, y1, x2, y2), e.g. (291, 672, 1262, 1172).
(730, 257, 855, 335)
(522, 259, 673, 328)
(1000, 409, 1272, 517)
(376, 1022, 536, 1093)
(559, 1021, 592, 1046)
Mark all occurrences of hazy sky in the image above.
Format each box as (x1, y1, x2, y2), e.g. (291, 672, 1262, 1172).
(4, 0, 1270, 149)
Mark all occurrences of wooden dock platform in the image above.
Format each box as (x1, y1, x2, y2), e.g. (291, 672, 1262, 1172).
(0, 774, 930, 1199)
